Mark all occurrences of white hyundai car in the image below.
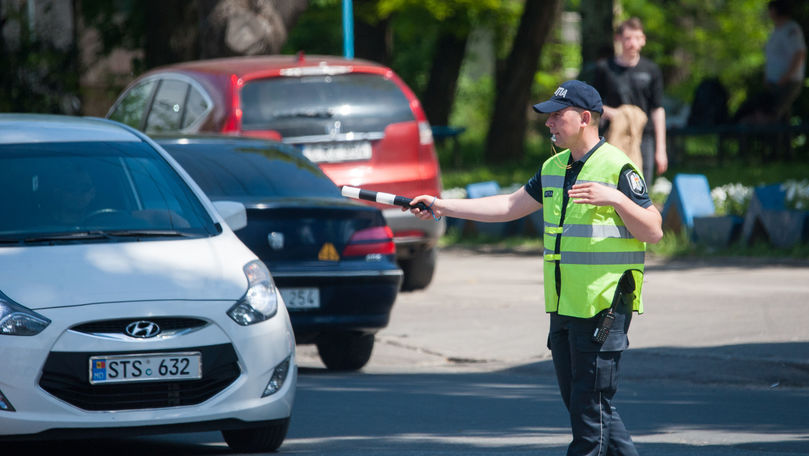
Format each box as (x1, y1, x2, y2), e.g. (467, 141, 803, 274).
(0, 114, 296, 452)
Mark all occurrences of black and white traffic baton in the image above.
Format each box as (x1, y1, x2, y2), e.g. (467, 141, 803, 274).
(340, 186, 440, 220)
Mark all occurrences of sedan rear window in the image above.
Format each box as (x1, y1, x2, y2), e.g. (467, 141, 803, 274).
(0, 142, 217, 241)
(161, 141, 341, 203)
(240, 74, 415, 138)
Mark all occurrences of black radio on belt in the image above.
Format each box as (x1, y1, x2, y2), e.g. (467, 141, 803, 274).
(592, 308, 615, 344)
(592, 272, 636, 344)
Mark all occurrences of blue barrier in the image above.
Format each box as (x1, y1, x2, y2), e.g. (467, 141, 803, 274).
(466, 181, 500, 199)
(741, 184, 809, 248)
(661, 174, 716, 233)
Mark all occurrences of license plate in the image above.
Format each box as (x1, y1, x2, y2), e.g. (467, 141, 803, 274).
(302, 141, 372, 163)
(281, 287, 320, 309)
(89, 352, 202, 385)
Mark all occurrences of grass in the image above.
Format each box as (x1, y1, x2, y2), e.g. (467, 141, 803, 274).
(435, 140, 809, 260)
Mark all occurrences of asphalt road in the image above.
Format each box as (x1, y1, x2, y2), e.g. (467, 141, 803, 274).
(8, 247, 809, 454)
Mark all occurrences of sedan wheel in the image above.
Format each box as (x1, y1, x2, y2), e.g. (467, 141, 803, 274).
(316, 332, 375, 371)
(222, 418, 290, 453)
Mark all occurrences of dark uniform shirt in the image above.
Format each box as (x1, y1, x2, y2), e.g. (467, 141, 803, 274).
(593, 56, 664, 135)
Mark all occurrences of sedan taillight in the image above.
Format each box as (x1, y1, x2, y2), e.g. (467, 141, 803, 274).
(342, 226, 395, 258)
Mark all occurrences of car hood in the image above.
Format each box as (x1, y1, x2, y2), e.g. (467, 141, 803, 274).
(0, 237, 251, 310)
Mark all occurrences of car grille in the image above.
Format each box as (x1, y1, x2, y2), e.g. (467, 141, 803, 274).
(39, 344, 239, 411)
(71, 317, 207, 335)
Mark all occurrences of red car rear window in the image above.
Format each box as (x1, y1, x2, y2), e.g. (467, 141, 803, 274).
(240, 74, 415, 138)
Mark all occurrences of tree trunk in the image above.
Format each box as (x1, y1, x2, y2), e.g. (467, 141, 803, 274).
(143, 0, 200, 69)
(484, 0, 561, 164)
(198, 0, 308, 59)
(421, 29, 468, 127)
(353, 0, 391, 65)
(353, 16, 391, 65)
(578, 0, 613, 84)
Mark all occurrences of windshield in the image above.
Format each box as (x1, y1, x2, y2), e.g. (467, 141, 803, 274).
(240, 73, 415, 138)
(160, 141, 342, 203)
(0, 141, 217, 243)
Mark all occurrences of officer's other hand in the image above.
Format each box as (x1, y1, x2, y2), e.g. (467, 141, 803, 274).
(568, 182, 621, 207)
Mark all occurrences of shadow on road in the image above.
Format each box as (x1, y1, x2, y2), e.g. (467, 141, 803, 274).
(5, 342, 808, 455)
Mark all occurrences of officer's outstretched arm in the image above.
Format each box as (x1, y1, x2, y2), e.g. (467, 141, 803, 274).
(407, 186, 542, 223)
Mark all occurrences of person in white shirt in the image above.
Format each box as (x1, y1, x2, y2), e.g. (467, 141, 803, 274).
(736, 0, 806, 124)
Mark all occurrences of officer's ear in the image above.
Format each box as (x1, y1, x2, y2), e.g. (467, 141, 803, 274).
(580, 109, 592, 127)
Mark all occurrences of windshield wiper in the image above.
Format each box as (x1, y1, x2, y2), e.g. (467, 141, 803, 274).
(20, 231, 116, 244)
(6, 230, 196, 245)
(103, 230, 197, 238)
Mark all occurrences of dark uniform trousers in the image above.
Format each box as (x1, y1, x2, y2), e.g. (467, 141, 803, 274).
(548, 302, 639, 456)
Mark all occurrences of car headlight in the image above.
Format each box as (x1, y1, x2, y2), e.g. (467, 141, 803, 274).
(227, 260, 279, 326)
(0, 291, 51, 336)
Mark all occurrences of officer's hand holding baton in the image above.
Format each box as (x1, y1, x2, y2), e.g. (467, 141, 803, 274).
(340, 186, 441, 221)
(404, 195, 442, 221)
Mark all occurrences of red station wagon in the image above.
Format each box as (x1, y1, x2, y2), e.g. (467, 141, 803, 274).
(107, 54, 445, 290)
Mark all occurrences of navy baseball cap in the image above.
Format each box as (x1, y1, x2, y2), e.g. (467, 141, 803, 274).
(533, 80, 603, 114)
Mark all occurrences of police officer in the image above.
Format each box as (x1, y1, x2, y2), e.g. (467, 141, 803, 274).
(406, 80, 662, 455)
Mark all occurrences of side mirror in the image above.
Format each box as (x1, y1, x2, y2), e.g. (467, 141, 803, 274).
(213, 201, 247, 231)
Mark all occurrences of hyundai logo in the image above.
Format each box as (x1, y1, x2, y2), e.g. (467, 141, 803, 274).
(125, 320, 161, 338)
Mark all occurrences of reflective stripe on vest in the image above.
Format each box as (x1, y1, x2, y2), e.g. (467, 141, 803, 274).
(543, 249, 646, 265)
(540, 143, 646, 318)
(545, 222, 635, 239)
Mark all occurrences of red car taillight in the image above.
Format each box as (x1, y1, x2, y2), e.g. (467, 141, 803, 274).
(342, 226, 395, 258)
(222, 74, 243, 133)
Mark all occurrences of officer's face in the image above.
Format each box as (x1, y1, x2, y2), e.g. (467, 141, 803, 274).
(545, 107, 587, 149)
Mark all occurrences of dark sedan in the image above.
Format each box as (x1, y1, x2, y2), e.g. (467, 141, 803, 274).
(156, 136, 403, 371)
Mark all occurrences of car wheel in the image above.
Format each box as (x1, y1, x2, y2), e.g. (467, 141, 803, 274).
(222, 418, 290, 453)
(400, 246, 437, 291)
(316, 332, 375, 371)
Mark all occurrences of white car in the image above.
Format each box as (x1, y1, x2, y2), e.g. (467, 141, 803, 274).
(0, 114, 296, 452)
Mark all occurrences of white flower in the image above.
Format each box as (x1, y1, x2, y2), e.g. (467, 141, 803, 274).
(651, 176, 672, 198)
(711, 183, 752, 216)
(781, 179, 809, 211)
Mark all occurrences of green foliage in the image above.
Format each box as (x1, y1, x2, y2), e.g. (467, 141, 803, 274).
(0, 3, 81, 114)
(281, 1, 343, 56)
(620, 0, 768, 111)
(284, 0, 521, 97)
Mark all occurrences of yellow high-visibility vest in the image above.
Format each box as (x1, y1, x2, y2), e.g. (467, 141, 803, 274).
(541, 142, 645, 318)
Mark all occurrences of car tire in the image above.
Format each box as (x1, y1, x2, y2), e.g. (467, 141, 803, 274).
(400, 246, 437, 291)
(316, 332, 375, 371)
(222, 418, 290, 453)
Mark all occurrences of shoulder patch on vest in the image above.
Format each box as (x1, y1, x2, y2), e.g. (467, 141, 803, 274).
(625, 171, 646, 196)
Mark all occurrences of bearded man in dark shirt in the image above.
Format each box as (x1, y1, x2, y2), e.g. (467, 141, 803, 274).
(594, 17, 668, 185)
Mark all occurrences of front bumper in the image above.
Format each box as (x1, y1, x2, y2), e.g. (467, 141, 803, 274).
(0, 300, 296, 438)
